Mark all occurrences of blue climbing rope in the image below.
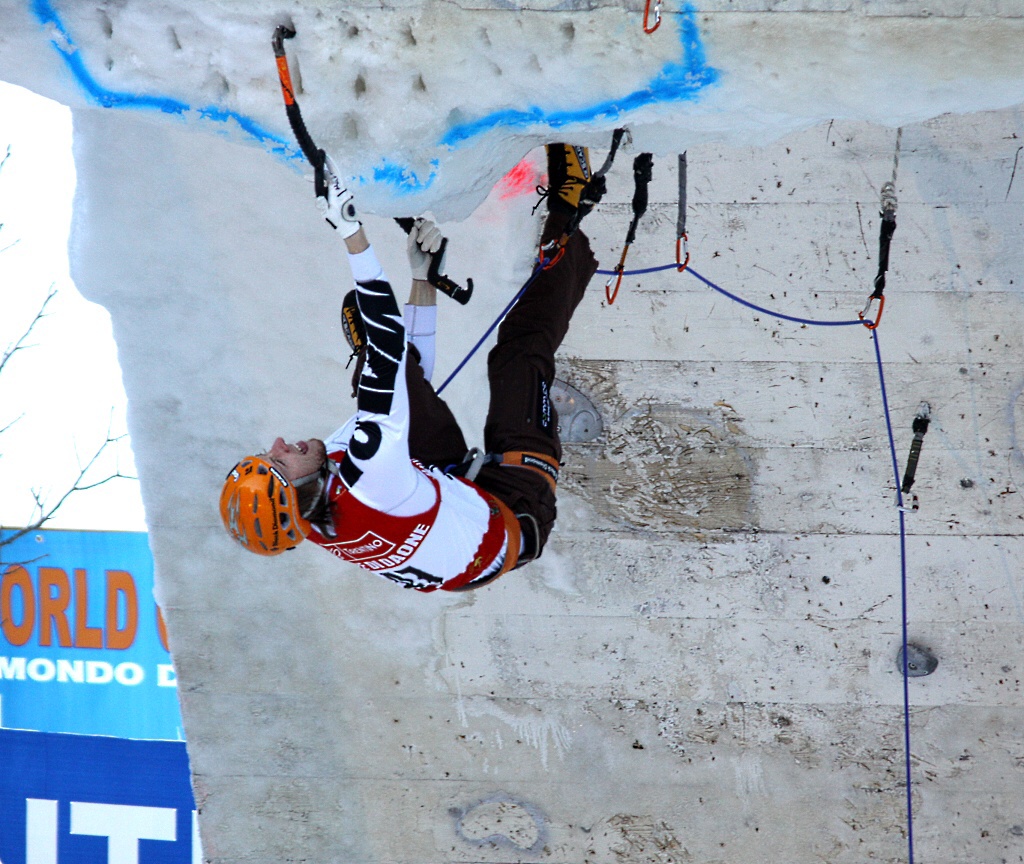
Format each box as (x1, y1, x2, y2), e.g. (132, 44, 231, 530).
(870, 328, 916, 864)
(437, 256, 917, 864)
(436, 261, 547, 394)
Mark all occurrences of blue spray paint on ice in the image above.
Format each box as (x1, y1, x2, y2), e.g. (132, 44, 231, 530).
(30, 0, 296, 157)
(443, 4, 718, 146)
(369, 159, 439, 194)
(30, 0, 717, 195)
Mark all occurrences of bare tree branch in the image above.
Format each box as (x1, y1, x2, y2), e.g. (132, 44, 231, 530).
(0, 412, 24, 438)
(1, 147, 136, 554)
(0, 425, 136, 549)
(0, 284, 58, 378)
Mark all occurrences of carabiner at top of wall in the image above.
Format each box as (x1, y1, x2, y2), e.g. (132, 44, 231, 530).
(859, 294, 885, 330)
(643, 0, 662, 33)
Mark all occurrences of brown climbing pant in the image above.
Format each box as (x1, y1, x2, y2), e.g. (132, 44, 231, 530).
(405, 211, 598, 563)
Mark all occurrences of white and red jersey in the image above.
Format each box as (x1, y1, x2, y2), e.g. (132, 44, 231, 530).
(307, 449, 509, 591)
(305, 248, 510, 592)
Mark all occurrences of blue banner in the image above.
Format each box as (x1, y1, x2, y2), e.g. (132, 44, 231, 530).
(0, 728, 198, 863)
(0, 529, 183, 740)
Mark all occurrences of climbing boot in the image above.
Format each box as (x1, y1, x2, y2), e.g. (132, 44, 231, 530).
(545, 143, 603, 216)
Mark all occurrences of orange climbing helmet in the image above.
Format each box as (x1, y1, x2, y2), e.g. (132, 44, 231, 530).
(220, 456, 310, 555)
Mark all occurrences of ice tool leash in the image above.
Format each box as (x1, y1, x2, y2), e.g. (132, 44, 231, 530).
(860, 128, 901, 330)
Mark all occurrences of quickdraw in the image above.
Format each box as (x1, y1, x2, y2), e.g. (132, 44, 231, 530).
(860, 129, 901, 330)
(606, 152, 654, 304)
(859, 181, 896, 329)
(899, 402, 931, 509)
(643, 0, 662, 33)
(676, 151, 689, 272)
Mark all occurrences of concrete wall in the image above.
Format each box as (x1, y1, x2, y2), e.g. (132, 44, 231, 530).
(67, 103, 1024, 864)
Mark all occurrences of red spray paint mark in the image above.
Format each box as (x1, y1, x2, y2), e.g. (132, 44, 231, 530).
(497, 158, 542, 200)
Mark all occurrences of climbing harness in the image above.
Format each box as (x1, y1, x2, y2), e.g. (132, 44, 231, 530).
(899, 402, 931, 508)
(272, 26, 471, 304)
(643, 0, 662, 33)
(448, 447, 560, 493)
(539, 128, 627, 270)
(860, 128, 902, 330)
(605, 152, 654, 304)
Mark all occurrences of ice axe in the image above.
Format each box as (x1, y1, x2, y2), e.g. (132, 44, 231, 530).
(272, 26, 472, 305)
(394, 218, 474, 305)
(272, 25, 327, 198)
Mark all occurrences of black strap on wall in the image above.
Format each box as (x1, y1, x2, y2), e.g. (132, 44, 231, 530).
(900, 402, 931, 495)
(627, 152, 654, 246)
(677, 151, 687, 239)
(873, 183, 898, 300)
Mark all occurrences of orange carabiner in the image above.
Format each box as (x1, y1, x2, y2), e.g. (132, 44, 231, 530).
(643, 0, 662, 33)
(605, 244, 631, 305)
(606, 266, 625, 305)
(539, 240, 565, 271)
(859, 294, 885, 330)
(675, 232, 690, 272)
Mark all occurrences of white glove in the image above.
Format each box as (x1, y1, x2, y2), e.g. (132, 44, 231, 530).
(316, 154, 360, 238)
(406, 218, 445, 281)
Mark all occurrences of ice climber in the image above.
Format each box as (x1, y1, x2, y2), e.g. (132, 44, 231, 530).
(219, 144, 602, 591)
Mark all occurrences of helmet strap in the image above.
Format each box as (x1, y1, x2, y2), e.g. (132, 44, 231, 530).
(295, 464, 329, 521)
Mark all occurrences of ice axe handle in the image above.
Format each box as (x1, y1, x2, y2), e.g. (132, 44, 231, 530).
(393, 218, 474, 305)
